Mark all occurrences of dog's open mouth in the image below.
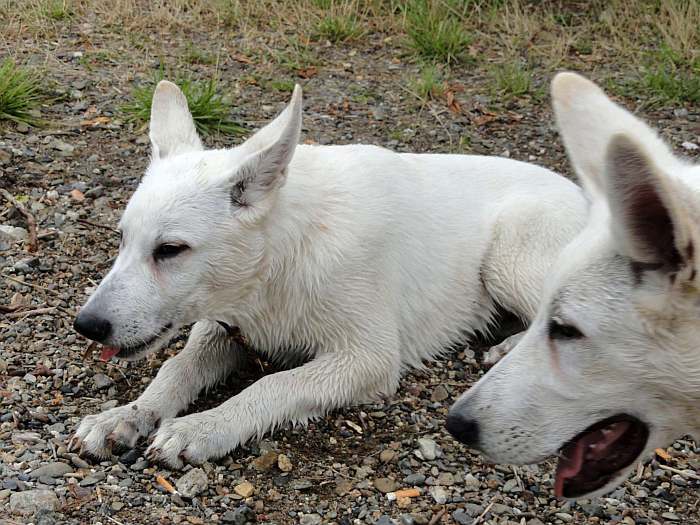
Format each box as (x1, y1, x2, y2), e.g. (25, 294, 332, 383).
(99, 323, 173, 361)
(555, 414, 649, 498)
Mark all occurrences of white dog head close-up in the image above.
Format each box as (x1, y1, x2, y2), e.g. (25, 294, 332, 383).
(448, 72, 700, 499)
(73, 81, 302, 360)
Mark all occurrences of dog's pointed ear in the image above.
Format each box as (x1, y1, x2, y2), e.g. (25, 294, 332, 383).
(229, 84, 302, 208)
(552, 72, 674, 199)
(149, 80, 203, 160)
(605, 134, 697, 274)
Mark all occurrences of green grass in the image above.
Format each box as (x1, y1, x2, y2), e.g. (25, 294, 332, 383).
(403, 0, 472, 64)
(624, 47, 700, 106)
(410, 64, 445, 102)
(636, 65, 700, 105)
(314, 14, 365, 43)
(121, 71, 245, 136)
(491, 62, 532, 99)
(37, 0, 73, 21)
(183, 43, 217, 65)
(0, 59, 43, 126)
(269, 79, 295, 92)
(271, 37, 319, 74)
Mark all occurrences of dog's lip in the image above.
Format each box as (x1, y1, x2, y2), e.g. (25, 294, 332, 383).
(99, 323, 173, 361)
(554, 414, 649, 499)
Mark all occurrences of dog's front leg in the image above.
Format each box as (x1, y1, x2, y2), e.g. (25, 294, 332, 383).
(70, 321, 243, 458)
(146, 333, 401, 468)
(483, 331, 525, 366)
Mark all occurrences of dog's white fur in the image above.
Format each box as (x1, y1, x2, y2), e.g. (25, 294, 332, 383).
(71, 80, 587, 468)
(449, 72, 700, 498)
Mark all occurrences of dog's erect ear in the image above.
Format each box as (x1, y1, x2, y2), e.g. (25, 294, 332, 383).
(149, 80, 203, 160)
(229, 84, 302, 208)
(605, 134, 696, 272)
(551, 72, 675, 198)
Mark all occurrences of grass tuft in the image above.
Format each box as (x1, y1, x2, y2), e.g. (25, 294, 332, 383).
(403, 0, 472, 64)
(0, 59, 43, 126)
(491, 61, 532, 99)
(37, 0, 74, 21)
(622, 46, 700, 106)
(122, 71, 245, 136)
(410, 64, 445, 102)
(314, 14, 365, 43)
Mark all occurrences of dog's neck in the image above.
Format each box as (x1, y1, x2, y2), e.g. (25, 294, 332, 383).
(222, 149, 349, 348)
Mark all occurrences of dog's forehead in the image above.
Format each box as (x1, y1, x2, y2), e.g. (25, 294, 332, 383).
(553, 255, 632, 311)
(546, 246, 639, 339)
(119, 151, 235, 234)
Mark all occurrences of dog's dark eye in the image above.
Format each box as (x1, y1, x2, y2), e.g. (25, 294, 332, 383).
(153, 243, 189, 261)
(548, 318, 584, 340)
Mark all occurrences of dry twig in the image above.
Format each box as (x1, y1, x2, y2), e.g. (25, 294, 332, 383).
(0, 188, 38, 252)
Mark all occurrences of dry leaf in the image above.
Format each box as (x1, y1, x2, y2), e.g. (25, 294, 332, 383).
(345, 419, 363, 434)
(473, 114, 498, 126)
(232, 53, 253, 65)
(70, 189, 85, 202)
(80, 116, 111, 127)
(445, 90, 461, 114)
(297, 66, 318, 79)
(654, 447, 671, 460)
(156, 474, 177, 494)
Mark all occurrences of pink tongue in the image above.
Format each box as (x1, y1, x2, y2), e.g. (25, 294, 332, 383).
(555, 421, 630, 497)
(99, 346, 120, 361)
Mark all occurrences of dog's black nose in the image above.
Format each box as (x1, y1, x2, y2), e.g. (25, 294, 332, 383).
(446, 411, 480, 447)
(73, 313, 112, 343)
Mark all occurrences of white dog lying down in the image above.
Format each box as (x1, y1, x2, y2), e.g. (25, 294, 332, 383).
(70, 79, 587, 468)
(448, 72, 700, 499)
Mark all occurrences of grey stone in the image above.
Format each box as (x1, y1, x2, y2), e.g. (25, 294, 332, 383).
(29, 462, 73, 479)
(463, 473, 480, 491)
(299, 513, 322, 525)
(50, 139, 75, 155)
(463, 503, 483, 517)
(9, 489, 59, 515)
(375, 516, 394, 525)
(70, 455, 89, 469)
(0, 225, 28, 240)
(428, 485, 447, 504)
(80, 471, 105, 486)
(291, 479, 313, 490)
(175, 467, 208, 498)
(35, 509, 59, 525)
(130, 459, 149, 470)
(92, 373, 113, 389)
(452, 510, 471, 525)
(403, 473, 426, 486)
(374, 477, 397, 494)
(430, 385, 449, 402)
(416, 438, 440, 461)
(221, 504, 257, 524)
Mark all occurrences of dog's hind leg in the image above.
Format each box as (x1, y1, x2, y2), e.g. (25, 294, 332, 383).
(70, 321, 243, 458)
(145, 319, 402, 468)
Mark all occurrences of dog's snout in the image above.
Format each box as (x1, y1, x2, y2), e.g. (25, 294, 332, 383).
(446, 410, 480, 447)
(74, 313, 112, 343)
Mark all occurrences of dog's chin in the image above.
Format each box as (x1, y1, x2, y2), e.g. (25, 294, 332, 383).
(554, 414, 650, 499)
(100, 324, 175, 362)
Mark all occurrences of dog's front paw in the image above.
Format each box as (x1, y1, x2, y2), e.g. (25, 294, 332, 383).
(69, 403, 161, 459)
(146, 413, 237, 469)
(483, 331, 526, 367)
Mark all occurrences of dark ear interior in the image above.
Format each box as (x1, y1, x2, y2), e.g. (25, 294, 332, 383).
(606, 134, 682, 271)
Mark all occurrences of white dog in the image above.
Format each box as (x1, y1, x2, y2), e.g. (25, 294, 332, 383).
(448, 72, 700, 499)
(70, 80, 586, 468)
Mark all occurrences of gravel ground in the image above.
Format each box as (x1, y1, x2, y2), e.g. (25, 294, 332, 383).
(2, 12, 700, 525)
